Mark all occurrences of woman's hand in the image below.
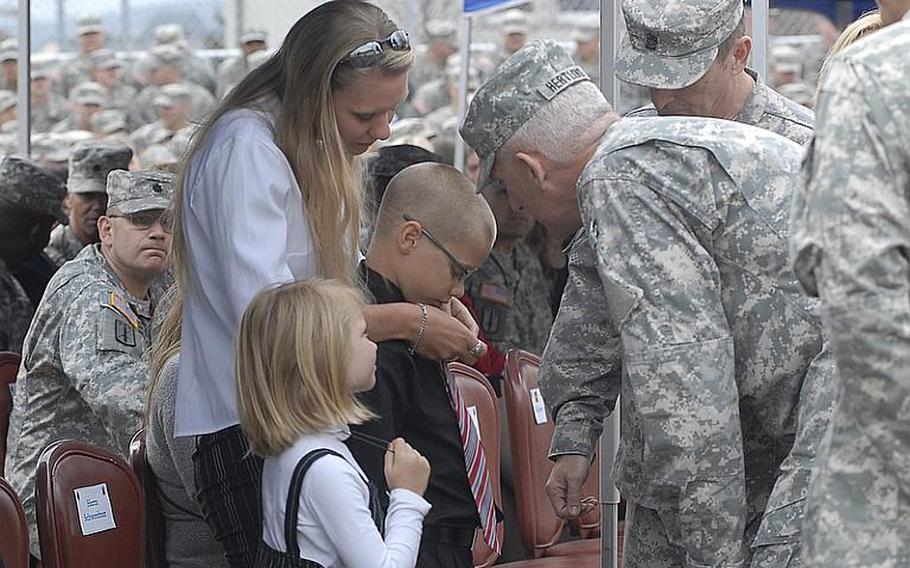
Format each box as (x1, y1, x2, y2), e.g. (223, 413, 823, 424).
(415, 301, 487, 364)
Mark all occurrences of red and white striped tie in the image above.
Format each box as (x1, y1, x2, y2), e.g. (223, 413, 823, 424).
(442, 364, 501, 554)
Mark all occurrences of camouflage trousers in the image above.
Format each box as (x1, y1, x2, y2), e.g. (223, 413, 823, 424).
(621, 502, 802, 568)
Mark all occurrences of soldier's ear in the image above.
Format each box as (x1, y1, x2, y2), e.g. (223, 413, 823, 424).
(514, 151, 547, 189)
(731, 35, 752, 71)
(97, 215, 113, 246)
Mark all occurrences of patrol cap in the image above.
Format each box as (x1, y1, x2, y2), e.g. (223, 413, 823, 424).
(0, 90, 16, 114)
(615, 0, 744, 89)
(91, 109, 127, 134)
(155, 24, 185, 46)
(771, 44, 802, 74)
(30, 67, 50, 81)
(106, 169, 175, 214)
(460, 39, 592, 192)
(77, 16, 105, 35)
(0, 39, 16, 62)
(148, 44, 184, 69)
(0, 155, 66, 222)
(70, 81, 106, 106)
(240, 29, 267, 45)
(88, 48, 122, 70)
(426, 20, 457, 42)
(501, 9, 529, 35)
(153, 83, 192, 108)
(68, 141, 133, 194)
(572, 16, 600, 43)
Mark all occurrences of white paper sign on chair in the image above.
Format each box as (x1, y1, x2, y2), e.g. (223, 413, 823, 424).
(74, 482, 117, 536)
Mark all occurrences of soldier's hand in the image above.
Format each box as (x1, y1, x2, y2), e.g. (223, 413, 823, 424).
(546, 454, 591, 519)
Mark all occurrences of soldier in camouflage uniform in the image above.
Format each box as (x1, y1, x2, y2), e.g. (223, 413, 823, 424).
(7, 169, 174, 557)
(0, 89, 16, 131)
(58, 16, 106, 97)
(790, 5, 910, 567)
(30, 68, 69, 133)
(613, 1, 826, 565)
(129, 44, 215, 130)
(51, 81, 106, 133)
(216, 30, 268, 99)
(88, 49, 138, 113)
(45, 142, 133, 267)
(0, 156, 66, 352)
(130, 84, 194, 155)
(466, 179, 553, 356)
(461, 39, 835, 568)
(619, 0, 814, 146)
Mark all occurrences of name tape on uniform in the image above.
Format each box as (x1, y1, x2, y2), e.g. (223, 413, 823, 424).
(536, 66, 589, 101)
(74, 482, 117, 536)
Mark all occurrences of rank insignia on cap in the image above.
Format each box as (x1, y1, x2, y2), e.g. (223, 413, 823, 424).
(106, 291, 140, 329)
(645, 33, 659, 51)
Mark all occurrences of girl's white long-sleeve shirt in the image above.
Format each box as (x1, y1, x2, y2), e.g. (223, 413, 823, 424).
(261, 427, 431, 568)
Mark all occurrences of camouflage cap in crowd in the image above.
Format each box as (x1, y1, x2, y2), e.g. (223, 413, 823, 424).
(240, 29, 267, 45)
(155, 24, 186, 46)
(0, 155, 66, 221)
(149, 44, 184, 69)
(616, 0, 744, 89)
(91, 109, 127, 134)
(426, 20, 457, 43)
(77, 16, 105, 36)
(70, 81, 106, 106)
(153, 83, 192, 108)
(68, 142, 133, 194)
(0, 41, 16, 63)
(501, 9, 529, 35)
(88, 48, 122, 70)
(0, 90, 16, 114)
(460, 39, 591, 192)
(106, 169, 174, 214)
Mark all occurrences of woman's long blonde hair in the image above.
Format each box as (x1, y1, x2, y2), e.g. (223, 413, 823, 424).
(815, 11, 882, 99)
(171, 0, 414, 291)
(145, 284, 184, 425)
(235, 279, 373, 457)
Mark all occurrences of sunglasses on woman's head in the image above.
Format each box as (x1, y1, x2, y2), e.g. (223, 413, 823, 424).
(340, 30, 410, 69)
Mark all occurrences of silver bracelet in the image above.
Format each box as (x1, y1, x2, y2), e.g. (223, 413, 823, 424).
(409, 303, 428, 355)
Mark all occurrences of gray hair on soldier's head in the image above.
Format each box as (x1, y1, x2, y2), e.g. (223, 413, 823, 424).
(501, 80, 612, 164)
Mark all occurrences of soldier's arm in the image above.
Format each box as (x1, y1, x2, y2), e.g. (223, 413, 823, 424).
(801, 62, 910, 485)
(540, 232, 621, 460)
(581, 177, 746, 567)
(58, 288, 146, 456)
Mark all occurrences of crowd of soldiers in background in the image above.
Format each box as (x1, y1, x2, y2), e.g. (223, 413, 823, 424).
(0, 15, 271, 177)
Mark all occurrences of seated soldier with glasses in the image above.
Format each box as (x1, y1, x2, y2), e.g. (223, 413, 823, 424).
(6, 169, 174, 561)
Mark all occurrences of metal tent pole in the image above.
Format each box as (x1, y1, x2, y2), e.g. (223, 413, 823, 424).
(751, 0, 770, 81)
(16, 0, 30, 156)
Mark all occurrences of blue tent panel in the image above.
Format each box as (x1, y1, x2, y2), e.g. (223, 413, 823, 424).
(464, 0, 529, 15)
(758, 1, 878, 22)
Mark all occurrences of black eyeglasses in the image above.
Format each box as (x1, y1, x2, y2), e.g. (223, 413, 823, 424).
(108, 210, 174, 233)
(340, 30, 410, 69)
(402, 214, 476, 282)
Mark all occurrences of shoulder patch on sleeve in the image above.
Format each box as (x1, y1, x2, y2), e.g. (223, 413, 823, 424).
(103, 291, 140, 329)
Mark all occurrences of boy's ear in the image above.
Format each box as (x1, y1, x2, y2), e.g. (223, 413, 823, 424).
(514, 151, 547, 189)
(397, 219, 422, 255)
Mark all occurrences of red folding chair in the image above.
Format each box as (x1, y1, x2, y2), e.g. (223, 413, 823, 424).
(0, 476, 29, 568)
(35, 440, 145, 568)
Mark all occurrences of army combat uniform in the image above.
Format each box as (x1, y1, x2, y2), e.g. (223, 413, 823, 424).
(465, 241, 553, 356)
(790, 12, 910, 568)
(6, 169, 174, 557)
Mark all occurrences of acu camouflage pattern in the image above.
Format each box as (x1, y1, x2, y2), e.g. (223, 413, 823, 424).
(0, 155, 67, 222)
(106, 169, 175, 214)
(465, 241, 553, 356)
(625, 69, 815, 146)
(44, 224, 87, 267)
(6, 244, 166, 556)
(68, 141, 134, 194)
(0, 258, 33, 353)
(790, 14, 910, 568)
(540, 117, 835, 567)
(616, 0, 743, 89)
(460, 39, 592, 193)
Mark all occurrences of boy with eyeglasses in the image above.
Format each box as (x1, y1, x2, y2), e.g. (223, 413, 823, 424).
(6, 169, 174, 560)
(348, 162, 501, 568)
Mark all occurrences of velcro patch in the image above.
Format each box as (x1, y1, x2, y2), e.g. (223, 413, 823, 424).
(105, 292, 139, 329)
(536, 66, 589, 101)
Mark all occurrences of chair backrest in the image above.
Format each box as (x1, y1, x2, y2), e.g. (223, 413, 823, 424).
(502, 350, 563, 557)
(0, 351, 21, 477)
(36, 440, 145, 568)
(130, 429, 166, 568)
(0, 476, 29, 568)
(447, 362, 504, 568)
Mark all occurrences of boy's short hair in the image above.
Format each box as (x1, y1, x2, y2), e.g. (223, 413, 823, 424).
(236, 279, 373, 457)
(371, 162, 496, 246)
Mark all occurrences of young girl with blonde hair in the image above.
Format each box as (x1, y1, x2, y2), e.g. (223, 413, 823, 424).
(170, 2, 484, 564)
(236, 279, 431, 568)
